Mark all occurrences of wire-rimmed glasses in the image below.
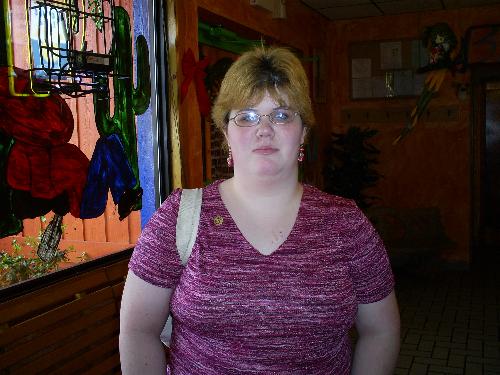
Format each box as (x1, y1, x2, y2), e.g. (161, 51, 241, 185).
(229, 109, 300, 127)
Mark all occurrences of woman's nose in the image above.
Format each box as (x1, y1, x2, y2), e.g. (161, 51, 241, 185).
(256, 115, 274, 136)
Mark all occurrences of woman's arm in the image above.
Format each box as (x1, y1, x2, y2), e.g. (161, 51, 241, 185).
(119, 271, 173, 375)
(351, 290, 401, 375)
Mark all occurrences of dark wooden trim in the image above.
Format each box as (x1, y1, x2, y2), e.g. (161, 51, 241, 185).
(0, 251, 131, 374)
(0, 247, 133, 303)
(470, 63, 500, 266)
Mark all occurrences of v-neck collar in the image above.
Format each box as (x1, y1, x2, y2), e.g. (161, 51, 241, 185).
(214, 180, 306, 257)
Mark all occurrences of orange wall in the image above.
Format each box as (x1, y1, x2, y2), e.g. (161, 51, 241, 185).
(328, 4, 500, 263)
(174, 0, 330, 188)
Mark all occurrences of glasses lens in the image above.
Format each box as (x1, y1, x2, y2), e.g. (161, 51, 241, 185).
(270, 109, 295, 124)
(235, 112, 260, 127)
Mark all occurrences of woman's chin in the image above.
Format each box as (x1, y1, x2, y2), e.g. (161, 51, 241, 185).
(251, 162, 286, 177)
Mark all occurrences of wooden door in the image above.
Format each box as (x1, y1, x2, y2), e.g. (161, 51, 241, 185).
(471, 64, 500, 265)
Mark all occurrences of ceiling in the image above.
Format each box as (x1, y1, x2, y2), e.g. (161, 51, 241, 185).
(300, 0, 500, 20)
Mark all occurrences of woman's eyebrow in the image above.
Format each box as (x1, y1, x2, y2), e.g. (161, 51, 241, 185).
(236, 105, 289, 112)
(236, 107, 256, 112)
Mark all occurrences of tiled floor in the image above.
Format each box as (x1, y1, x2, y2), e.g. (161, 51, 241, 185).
(394, 252, 500, 375)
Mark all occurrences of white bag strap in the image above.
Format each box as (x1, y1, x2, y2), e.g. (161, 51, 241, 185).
(175, 188, 202, 265)
(161, 188, 202, 346)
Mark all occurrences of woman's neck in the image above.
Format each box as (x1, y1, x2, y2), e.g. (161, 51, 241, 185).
(225, 171, 302, 208)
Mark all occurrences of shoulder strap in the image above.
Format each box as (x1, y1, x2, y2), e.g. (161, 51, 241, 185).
(161, 188, 202, 347)
(175, 188, 202, 265)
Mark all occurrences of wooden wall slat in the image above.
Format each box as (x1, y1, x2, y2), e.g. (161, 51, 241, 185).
(0, 269, 109, 323)
(81, 351, 121, 375)
(105, 259, 129, 282)
(128, 210, 141, 243)
(0, 301, 116, 369)
(0, 260, 127, 324)
(0, 255, 129, 374)
(78, 21, 109, 244)
(63, 97, 85, 242)
(112, 283, 125, 304)
(50, 335, 119, 375)
(13, 318, 119, 375)
(21, 217, 41, 238)
(105, 192, 131, 243)
(0, 287, 115, 347)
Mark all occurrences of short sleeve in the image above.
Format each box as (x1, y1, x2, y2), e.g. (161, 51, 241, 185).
(128, 189, 184, 289)
(348, 205, 395, 304)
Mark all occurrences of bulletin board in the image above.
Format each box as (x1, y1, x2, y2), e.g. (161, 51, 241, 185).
(465, 24, 500, 65)
(350, 39, 428, 99)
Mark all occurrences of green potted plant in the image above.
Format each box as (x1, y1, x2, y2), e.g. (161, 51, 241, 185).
(323, 126, 382, 210)
(0, 237, 70, 287)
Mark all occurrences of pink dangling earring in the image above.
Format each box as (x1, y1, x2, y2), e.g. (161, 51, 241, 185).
(298, 144, 305, 162)
(227, 147, 233, 167)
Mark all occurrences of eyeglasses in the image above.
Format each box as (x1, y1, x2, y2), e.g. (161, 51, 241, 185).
(229, 109, 300, 127)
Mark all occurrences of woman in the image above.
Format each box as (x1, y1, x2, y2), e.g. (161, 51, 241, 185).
(119, 47, 400, 374)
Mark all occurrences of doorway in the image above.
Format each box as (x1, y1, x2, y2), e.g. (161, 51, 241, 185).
(483, 82, 500, 247)
(471, 64, 500, 265)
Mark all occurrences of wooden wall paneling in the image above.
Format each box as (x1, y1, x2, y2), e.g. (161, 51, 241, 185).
(79, 92, 108, 245)
(81, 351, 121, 375)
(177, 0, 204, 187)
(166, 0, 183, 189)
(104, 193, 131, 243)
(36, 320, 120, 374)
(21, 218, 41, 239)
(0, 288, 115, 349)
(0, 271, 109, 324)
(340, 106, 459, 124)
(100, 3, 129, 245)
(328, 4, 500, 263)
(78, 7, 110, 246)
(59, 93, 84, 245)
(51, 335, 118, 375)
(127, 210, 141, 243)
(2, 299, 116, 371)
(62, 15, 99, 249)
(0, 258, 128, 373)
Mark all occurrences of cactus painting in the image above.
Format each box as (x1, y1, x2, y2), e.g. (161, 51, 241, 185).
(92, 6, 151, 212)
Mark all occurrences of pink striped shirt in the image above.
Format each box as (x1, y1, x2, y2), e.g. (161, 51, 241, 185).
(129, 180, 394, 374)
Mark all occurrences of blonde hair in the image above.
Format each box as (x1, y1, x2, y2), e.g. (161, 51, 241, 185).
(211, 46, 315, 134)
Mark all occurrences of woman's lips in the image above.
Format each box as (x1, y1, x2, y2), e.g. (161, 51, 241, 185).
(253, 147, 278, 155)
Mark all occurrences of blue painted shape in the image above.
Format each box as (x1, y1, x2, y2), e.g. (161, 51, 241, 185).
(133, 0, 156, 228)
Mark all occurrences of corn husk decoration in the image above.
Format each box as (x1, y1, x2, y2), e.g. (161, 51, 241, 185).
(394, 23, 458, 144)
(37, 214, 63, 262)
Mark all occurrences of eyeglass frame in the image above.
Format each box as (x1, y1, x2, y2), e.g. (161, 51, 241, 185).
(228, 109, 300, 128)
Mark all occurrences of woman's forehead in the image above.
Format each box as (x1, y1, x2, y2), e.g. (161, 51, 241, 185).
(235, 90, 290, 109)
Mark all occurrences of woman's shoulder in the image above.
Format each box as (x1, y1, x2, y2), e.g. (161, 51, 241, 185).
(156, 187, 183, 215)
(303, 184, 358, 212)
(154, 180, 224, 221)
(301, 184, 368, 231)
(156, 179, 223, 211)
